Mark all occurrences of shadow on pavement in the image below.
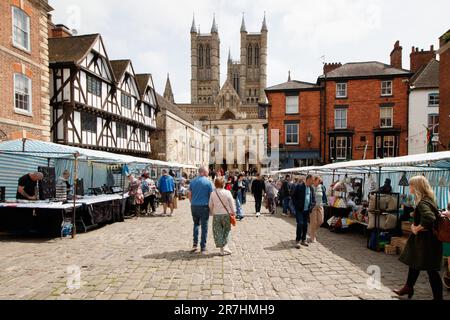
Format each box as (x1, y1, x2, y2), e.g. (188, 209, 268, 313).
(142, 250, 222, 261)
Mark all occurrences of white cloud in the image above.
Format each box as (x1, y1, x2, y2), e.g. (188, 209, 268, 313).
(50, 0, 450, 103)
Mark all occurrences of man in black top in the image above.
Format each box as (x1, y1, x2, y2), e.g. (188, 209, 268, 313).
(251, 173, 266, 217)
(16, 172, 44, 200)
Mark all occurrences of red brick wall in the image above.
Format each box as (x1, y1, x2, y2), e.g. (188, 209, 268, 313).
(390, 41, 403, 70)
(0, 0, 50, 141)
(324, 77, 409, 162)
(267, 90, 321, 151)
(410, 46, 436, 73)
(439, 46, 450, 150)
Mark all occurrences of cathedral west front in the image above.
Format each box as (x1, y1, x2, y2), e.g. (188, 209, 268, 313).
(173, 14, 270, 172)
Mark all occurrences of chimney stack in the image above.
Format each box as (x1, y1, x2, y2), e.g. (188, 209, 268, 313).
(50, 24, 73, 39)
(390, 40, 403, 69)
(323, 62, 342, 75)
(410, 45, 436, 73)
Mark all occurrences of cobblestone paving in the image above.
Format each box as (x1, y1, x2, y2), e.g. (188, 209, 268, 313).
(0, 196, 448, 300)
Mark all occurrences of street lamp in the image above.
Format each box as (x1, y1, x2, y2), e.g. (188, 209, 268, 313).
(307, 132, 313, 144)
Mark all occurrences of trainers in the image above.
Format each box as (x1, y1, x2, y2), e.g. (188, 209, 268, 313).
(223, 246, 232, 255)
(296, 242, 302, 249)
(301, 241, 309, 247)
(201, 250, 208, 255)
(256, 212, 261, 217)
(191, 246, 199, 253)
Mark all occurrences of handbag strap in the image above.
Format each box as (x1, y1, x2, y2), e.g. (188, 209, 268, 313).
(215, 190, 231, 216)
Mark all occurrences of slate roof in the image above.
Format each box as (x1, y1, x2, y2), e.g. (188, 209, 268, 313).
(319, 61, 412, 79)
(110, 60, 130, 82)
(155, 93, 195, 125)
(410, 59, 439, 89)
(49, 34, 99, 64)
(265, 80, 320, 91)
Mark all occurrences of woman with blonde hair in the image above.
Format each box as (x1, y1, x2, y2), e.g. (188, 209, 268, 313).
(209, 177, 236, 256)
(395, 175, 443, 300)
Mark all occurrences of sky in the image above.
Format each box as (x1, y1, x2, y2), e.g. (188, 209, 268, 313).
(49, 0, 450, 103)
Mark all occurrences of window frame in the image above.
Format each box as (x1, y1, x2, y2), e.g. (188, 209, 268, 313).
(428, 93, 439, 108)
(121, 93, 132, 110)
(334, 108, 348, 130)
(336, 82, 347, 98)
(285, 95, 299, 115)
(335, 136, 348, 160)
(285, 123, 299, 145)
(12, 6, 31, 52)
(87, 75, 102, 97)
(116, 123, 128, 139)
(380, 107, 394, 129)
(428, 113, 439, 135)
(81, 113, 97, 134)
(13, 73, 32, 115)
(381, 80, 393, 96)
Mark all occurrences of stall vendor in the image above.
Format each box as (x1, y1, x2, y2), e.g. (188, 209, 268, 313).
(56, 170, 71, 197)
(16, 172, 44, 200)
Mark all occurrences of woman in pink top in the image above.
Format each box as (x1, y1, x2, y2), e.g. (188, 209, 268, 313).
(209, 177, 236, 256)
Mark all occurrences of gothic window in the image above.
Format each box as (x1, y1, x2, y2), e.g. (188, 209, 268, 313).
(206, 45, 211, 67)
(255, 45, 260, 66)
(233, 73, 239, 93)
(247, 44, 253, 66)
(208, 97, 211, 104)
(198, 45, 204, 67)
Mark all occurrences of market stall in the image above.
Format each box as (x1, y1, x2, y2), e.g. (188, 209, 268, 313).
(273, 152, 450, 252)
(0, 139, 198, 238)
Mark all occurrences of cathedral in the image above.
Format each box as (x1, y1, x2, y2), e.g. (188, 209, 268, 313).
(172, 14, 270, 172)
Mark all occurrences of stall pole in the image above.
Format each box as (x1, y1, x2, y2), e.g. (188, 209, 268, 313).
(72, 152, 79, 239)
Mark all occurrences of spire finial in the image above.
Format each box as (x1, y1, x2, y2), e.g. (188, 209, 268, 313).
(261, 11, 268, 32)
(211, 13, 218, 33)
(191, 13, 197, 33)
(241, 12, 247, 33)
(228, 47, 232, 62)
(288, 70, 291, 82)
(164, 73, 174, 104)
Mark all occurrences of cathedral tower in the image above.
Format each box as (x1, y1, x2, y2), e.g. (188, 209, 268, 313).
(190, 15, 221, 104)
(234, 13, 268, 104)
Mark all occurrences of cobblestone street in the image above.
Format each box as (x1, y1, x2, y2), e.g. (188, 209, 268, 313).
(0, 196, 448, 300)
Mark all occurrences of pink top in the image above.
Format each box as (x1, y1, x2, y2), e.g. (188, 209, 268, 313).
(209, 189, 235, 216)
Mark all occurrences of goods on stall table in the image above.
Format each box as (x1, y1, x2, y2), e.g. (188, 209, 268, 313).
(385, 244, 398, 255)
(390, 236, 410, 254)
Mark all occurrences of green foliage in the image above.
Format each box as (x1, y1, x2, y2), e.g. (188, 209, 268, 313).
(443, 31, 450, 44)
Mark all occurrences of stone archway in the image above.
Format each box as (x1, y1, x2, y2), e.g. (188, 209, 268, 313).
(221, 110, 236, 120)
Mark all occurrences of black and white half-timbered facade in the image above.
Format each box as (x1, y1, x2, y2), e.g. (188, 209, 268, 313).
(48, 34, 159, 157)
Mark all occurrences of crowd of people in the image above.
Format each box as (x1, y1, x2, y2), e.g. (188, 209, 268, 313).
(123, 166, 450, 300)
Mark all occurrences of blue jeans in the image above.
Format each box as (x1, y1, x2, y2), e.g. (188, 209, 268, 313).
(192, 206, 210, 250)
(236, 191, 244, 218)
(283, 197, 295, 215)
(296, 210, 310, 242)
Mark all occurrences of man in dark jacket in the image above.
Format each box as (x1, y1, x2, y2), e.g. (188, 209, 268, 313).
(280, 175, 293, 216)
(292, 175, 316, 249)
(251, 174, 266, 217)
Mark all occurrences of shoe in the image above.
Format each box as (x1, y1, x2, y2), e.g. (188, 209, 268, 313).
(301, 241, 309, 247)
(296, 242, 302, 249)
(219, 248, 224, 256)
(443, 272, 450, 290)
(223, 246, 232, 255)
(393, 285, 414, 299)
(191, 246, 199, 253)
(201, 250, 208, 255)
(256, 212, 261, 217)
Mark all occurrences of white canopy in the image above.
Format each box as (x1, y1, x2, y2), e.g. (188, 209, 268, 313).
(274, 151, 450, 175)
(0, 139, 197, 169)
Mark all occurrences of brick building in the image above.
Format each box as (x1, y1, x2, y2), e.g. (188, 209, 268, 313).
(438, 30, 450, 151)
(265, 73, 322, 169)
(0, 0, 53, 141)
(318, 43, 413, 163)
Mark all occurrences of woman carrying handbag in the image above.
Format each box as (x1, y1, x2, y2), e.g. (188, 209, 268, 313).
(395, 176, 443, 300)
(209, 177, 236, 256)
